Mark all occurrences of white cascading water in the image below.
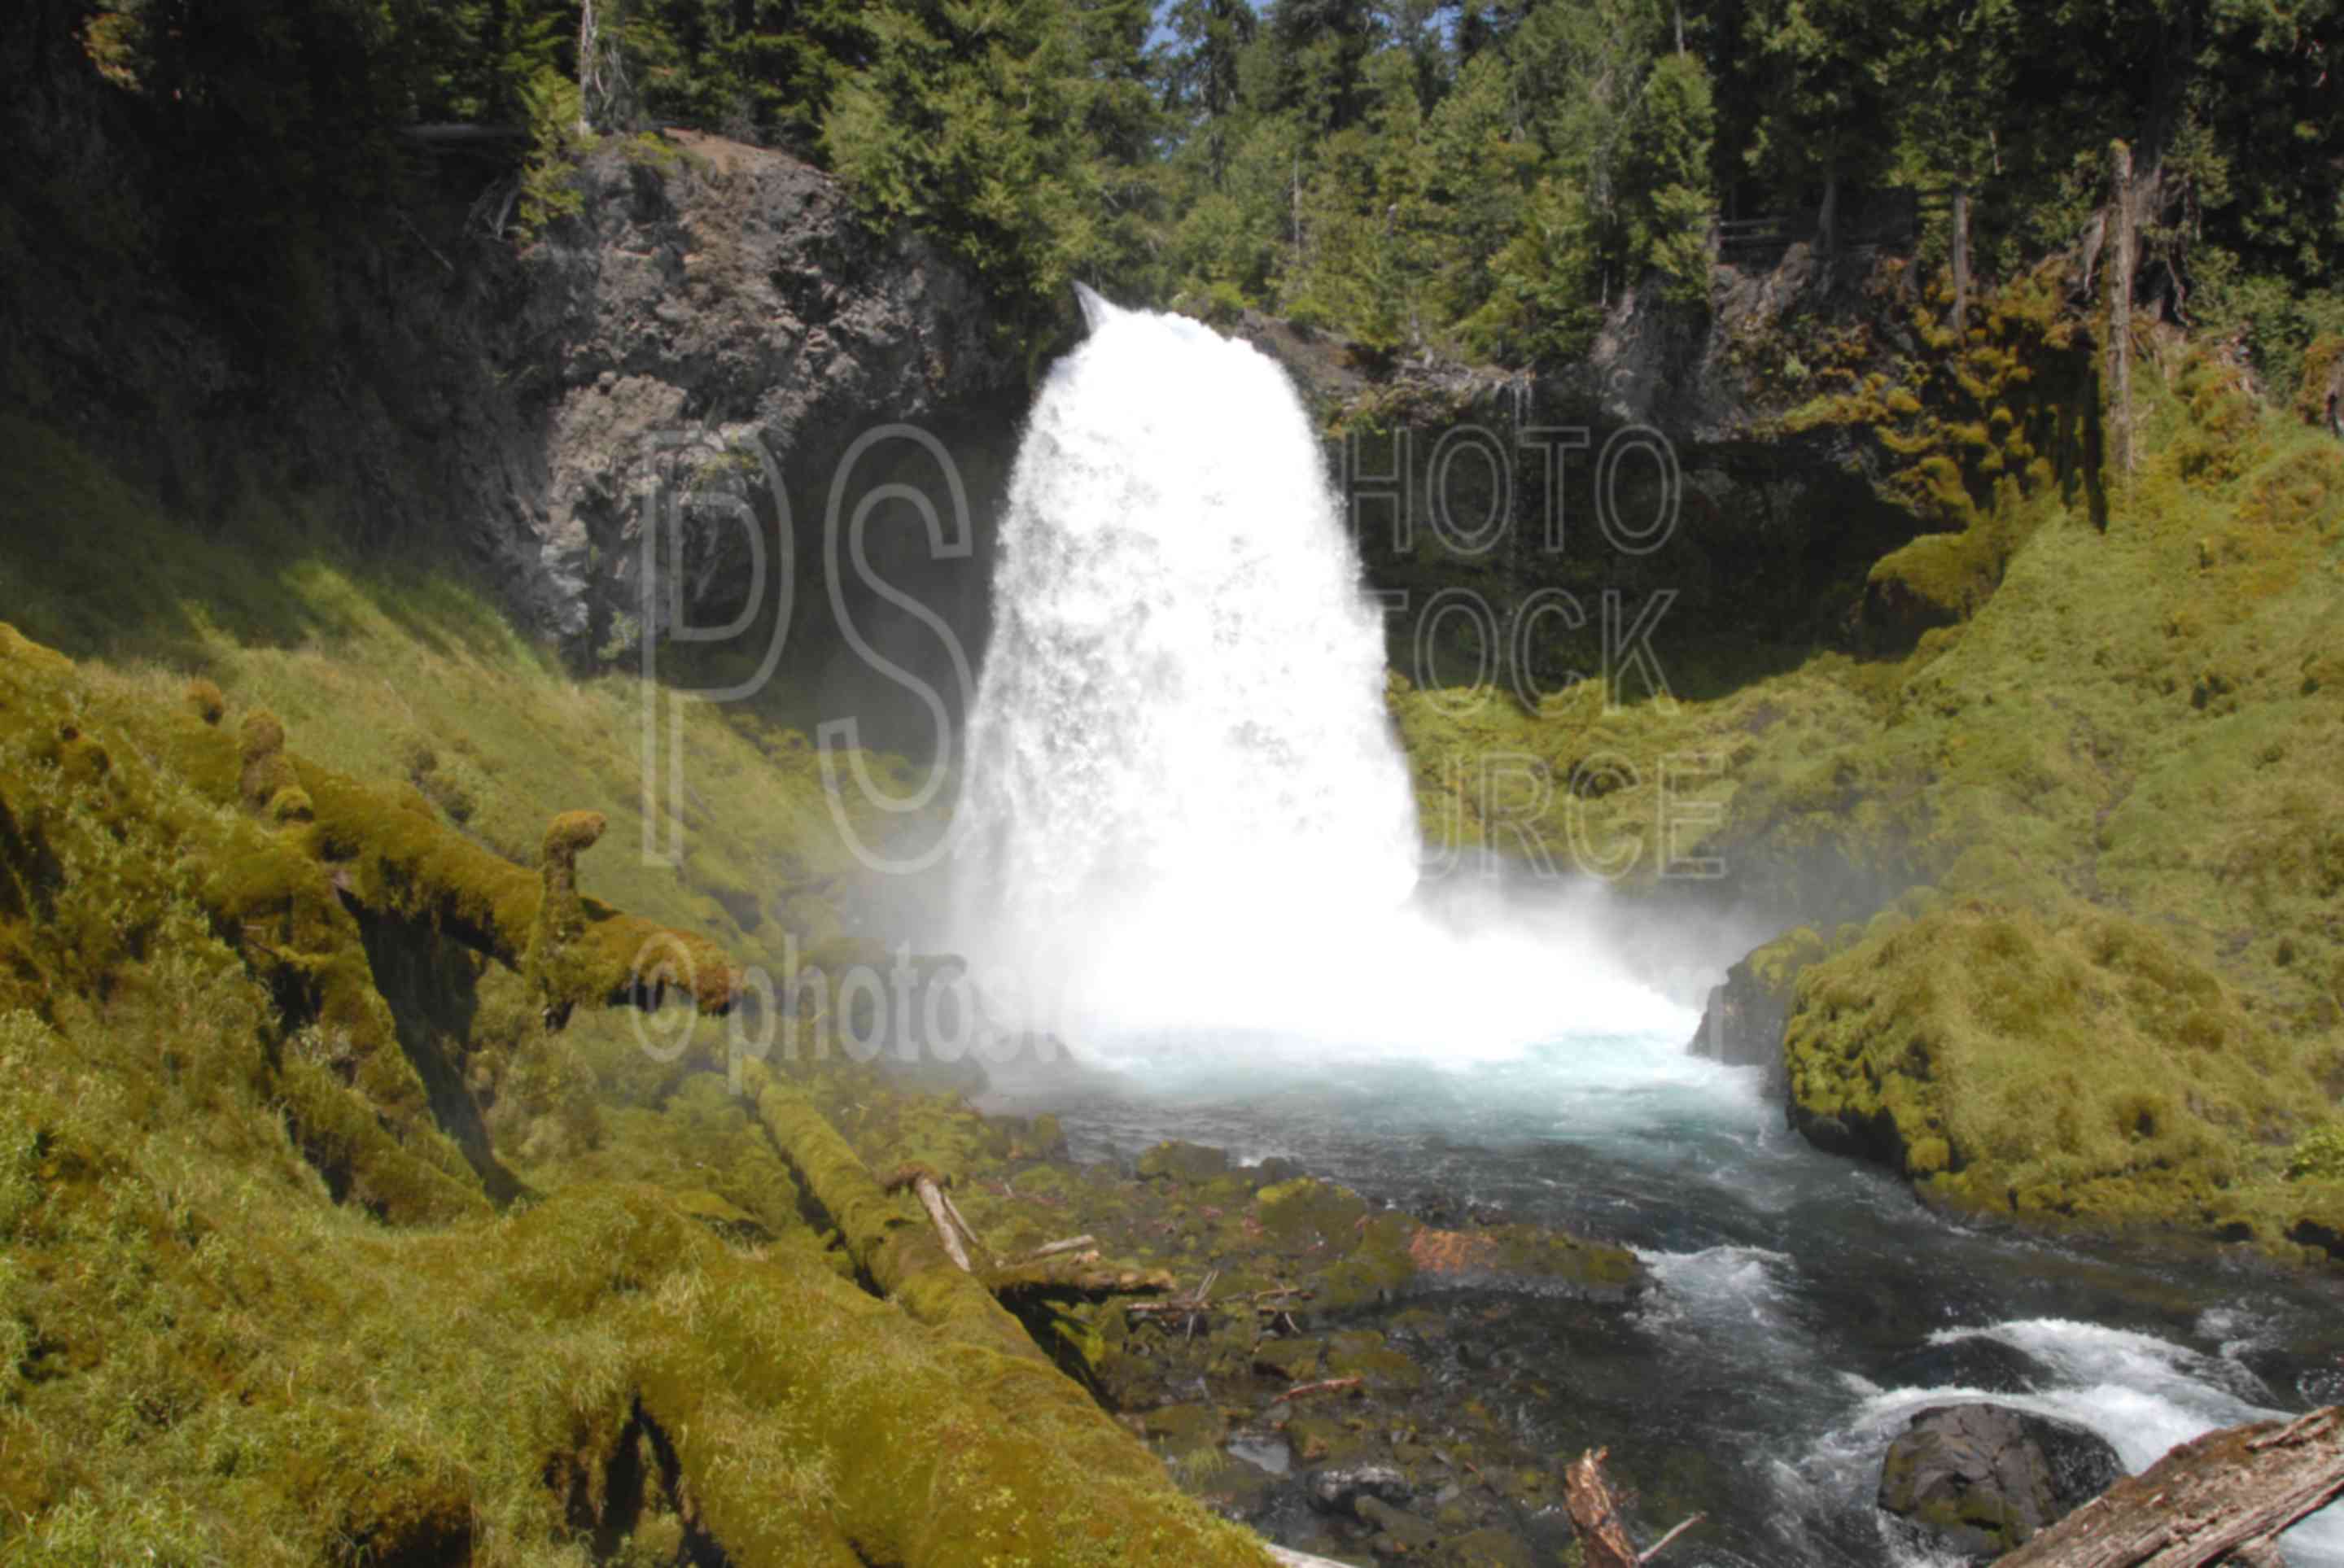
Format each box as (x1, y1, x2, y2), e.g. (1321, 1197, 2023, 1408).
(952, 287, 1689, 1060)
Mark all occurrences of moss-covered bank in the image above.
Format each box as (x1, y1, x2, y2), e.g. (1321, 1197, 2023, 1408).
(1388, 273, 2344, 1259)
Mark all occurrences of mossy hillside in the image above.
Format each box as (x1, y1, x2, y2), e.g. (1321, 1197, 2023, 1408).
(0, 622, 1295, 1562)
(1731, 375, 2336, 983)
(0, 1029, 1271, 1567)
(0, 626, 489, 1226)
(0, 413, 916, 983)
(1755, 382, 2344, 1238)
(1783, 899, 2342, 1248)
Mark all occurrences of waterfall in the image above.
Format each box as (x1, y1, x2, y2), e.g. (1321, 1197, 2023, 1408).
(952, 289, 1684, 1059)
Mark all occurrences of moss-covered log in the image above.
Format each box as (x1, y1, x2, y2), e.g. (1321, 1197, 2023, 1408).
(739, 1060, 1047, 1364)
(573, 1189, 1278, 1567)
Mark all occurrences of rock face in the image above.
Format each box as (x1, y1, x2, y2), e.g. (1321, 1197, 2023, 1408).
(1686, 926, 1827, 1097)
(1, 73, 1024, 670)
(511, 133, 1022, 656)
(1876, 1402, 2126, 1562)
(1230, 251, 1947, 685)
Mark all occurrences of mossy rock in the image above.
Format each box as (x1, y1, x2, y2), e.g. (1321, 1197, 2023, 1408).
(1312, 1211, 1420, 1310)
(1139, 1139, 1232, 1183)
(1141, 1402, 1228, 1452)
(1256, 1177, 1369, 1254)
(1690, 924, 1834, 1091)
(1327, 1330, 1423, 1392)
(1251, 1335, 1323, 1382)
(1785, 898, 2333, 1246)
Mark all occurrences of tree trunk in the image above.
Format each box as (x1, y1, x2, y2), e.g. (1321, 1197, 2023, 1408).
(1951, 186, 1971, 332)
(1818, 172, 1839, 260)
(576, 0, 599, 136)
(2107, 140, 2135, 480)
(1999, 1407, 2344, 1567)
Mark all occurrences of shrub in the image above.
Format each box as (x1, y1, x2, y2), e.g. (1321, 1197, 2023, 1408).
(2288, 1125, 2344, 1181)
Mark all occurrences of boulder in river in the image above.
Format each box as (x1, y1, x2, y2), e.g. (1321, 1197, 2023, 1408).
(1873, 1335, 2053, 1397)
(1307, 1463, 1413, 1517)
(1136, 1139, 1231, 1183)
(1686, 927, 1827, 1097)
(1876, 1401, 2126, 1561)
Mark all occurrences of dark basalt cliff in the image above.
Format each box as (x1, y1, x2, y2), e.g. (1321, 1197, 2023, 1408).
(2, 84, 1023, 670)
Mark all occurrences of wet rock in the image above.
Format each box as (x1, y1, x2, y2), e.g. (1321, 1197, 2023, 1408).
(1251, 1155, 1306, 1186)
(1193, 1452, 1279, 1522)
(1329, 1330, 1424, 1392)
(1138, 1139, 1231, 1183)
(1253, 1336, 1323, 1383)
(1874, 1336, 2051, 1396)
(1686, 927, 1827, 1098)
(1876, 1402, 2125, 1562)
(1140, 1402, 1226, 1452)
(1454, 1338, 1504, 1373)
(1357, 1494, 1440, 1555)
(1307, 1463, 1414, 1518)
(1226, 1431, 1292, 1476)
(1405, 1221, 1645, 1301)
(1443, 1526, 1535, 1566)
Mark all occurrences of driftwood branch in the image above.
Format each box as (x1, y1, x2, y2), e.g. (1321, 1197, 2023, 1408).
(982, 1250, 1175, 1297)
(882, 1163, 985, 1273)
(1640, 1512, 1708, 1563)
(1999, 1405, 2344, 1567)
(1126, 1282, 1310, 1319)
(1564, 1448, 1703, 1568)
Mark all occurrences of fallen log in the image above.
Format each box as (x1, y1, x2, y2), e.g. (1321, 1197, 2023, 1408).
(1998, 1405, 2344, 1567)
(520, 1189, 1284, 1568)
(1563, 1448, 1704, 1568)
(739, 1064, 1043, 1365)
(982, 1251, 1176, 1297)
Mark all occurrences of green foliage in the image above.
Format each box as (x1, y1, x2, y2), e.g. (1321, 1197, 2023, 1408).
(2290, 1125, 2344, 1181)
(515, 62, 595, 238)
(1619, 51, 1716, 305)
(42, 0, 2344, 373)
(1463, 174, 1602, 364)
(821, 0, 1160, 328)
